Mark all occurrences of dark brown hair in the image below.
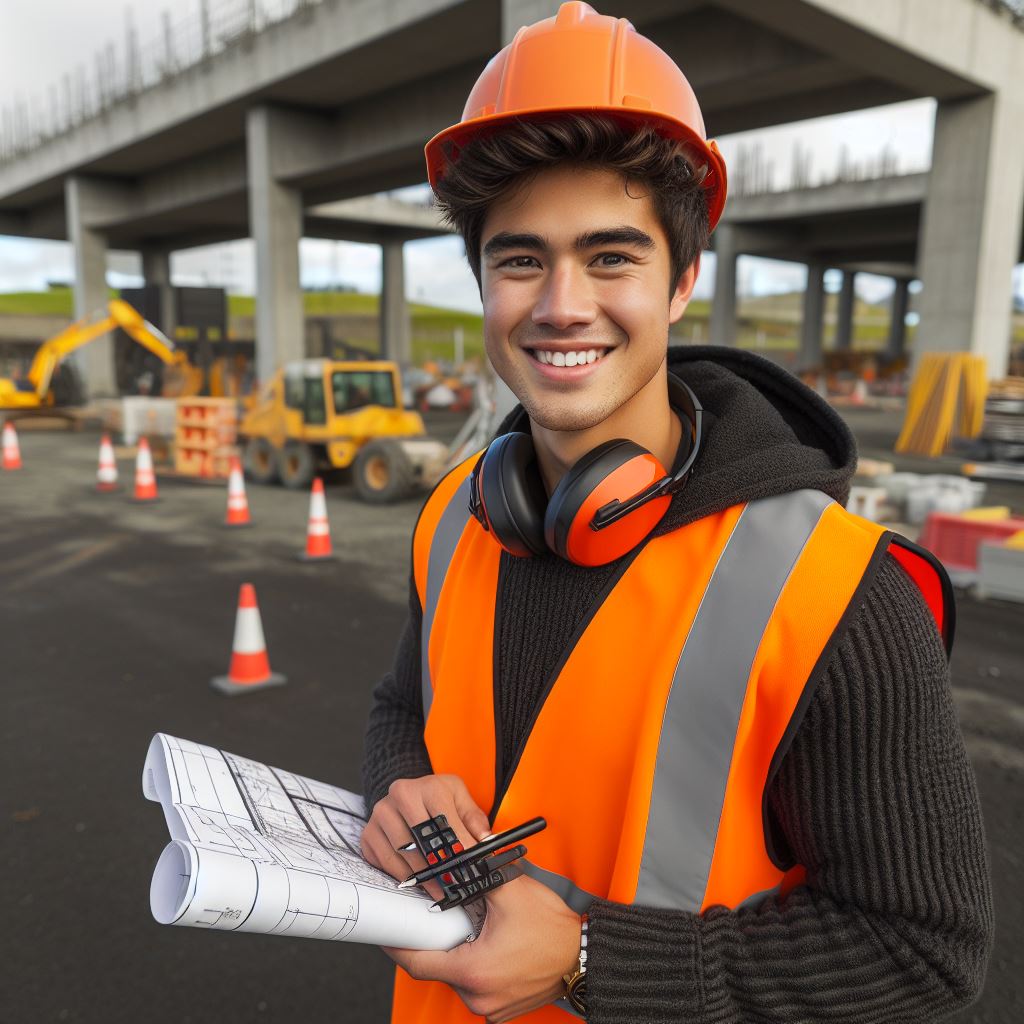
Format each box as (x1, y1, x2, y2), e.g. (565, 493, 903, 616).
(432, 113, 710, 297)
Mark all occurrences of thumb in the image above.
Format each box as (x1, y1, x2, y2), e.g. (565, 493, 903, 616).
(452, 788, 491, 842)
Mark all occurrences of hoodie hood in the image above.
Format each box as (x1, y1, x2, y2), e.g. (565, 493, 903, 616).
(496, 345, 858, 534)
(654, 345, 857, 532)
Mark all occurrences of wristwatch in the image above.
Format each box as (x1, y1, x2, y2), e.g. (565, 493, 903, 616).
(562, 913, 588, 1016)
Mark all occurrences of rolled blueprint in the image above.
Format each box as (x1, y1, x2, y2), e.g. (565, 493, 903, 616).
(143, 733, 477, 949)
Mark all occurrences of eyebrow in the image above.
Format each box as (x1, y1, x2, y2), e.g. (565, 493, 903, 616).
(482, 227, 656, 259)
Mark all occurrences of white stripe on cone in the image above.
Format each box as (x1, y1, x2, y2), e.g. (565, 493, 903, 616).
(232, 604, 267, 655)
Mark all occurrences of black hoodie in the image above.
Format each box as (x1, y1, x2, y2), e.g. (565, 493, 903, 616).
(362, 347, 992, 1023)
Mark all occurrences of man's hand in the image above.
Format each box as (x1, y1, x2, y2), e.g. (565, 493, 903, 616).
(382, 873, 582, 1023)
(360, 774, 492, 896)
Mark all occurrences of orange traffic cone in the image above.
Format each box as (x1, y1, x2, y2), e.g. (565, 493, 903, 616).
(299, 477, 333, 560)
(210, 583, 287, 695)
(224, 456, 252, 527)
(2, 420, 22, 470)
(96, 434, 119, 492)
(133, 437, 159, 502)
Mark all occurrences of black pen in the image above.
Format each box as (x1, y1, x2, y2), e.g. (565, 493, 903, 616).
(427, 845, 527, 911)
(398, 817, 545, 889)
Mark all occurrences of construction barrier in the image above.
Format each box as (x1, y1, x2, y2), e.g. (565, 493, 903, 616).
(919, 511, 1024, 584)
(895, 353, 987, 457)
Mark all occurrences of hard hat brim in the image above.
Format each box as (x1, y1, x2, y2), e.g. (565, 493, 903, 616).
(425, 106, 727, 230)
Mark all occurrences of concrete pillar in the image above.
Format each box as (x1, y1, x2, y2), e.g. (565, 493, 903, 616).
(798, 263, 826, 370)
(709, 224, 738, 347)
(381, 239, 412, 365)
(834, 271, 856, 351)
(246, 106, 305, 384)
(886, 279, 911, 360)
(141, 249, 176, 339)
(65, 176, 115, 397)
(916, 92, 1024, 378)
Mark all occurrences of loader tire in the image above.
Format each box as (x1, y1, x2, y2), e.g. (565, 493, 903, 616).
(353, 440, 415, 504)
(278, 441, 316, 490)
(244, 437, 279, 485)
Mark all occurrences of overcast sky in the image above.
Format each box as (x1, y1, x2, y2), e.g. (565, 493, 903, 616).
(1, 0, 1020, 311)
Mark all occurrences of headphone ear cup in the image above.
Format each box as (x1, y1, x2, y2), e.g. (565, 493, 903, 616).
(545, 439, 671, 566)
(478, 433, 549, 557)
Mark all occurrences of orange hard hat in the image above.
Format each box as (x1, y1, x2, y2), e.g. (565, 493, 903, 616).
(424, 1, 728, 230)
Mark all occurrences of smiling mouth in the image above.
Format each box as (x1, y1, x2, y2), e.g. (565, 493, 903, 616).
(526, 347, 611, 367)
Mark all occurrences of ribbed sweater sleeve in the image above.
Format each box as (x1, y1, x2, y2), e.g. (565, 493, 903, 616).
(361, 580, 432, 809)
(585, 555, 994, 1023)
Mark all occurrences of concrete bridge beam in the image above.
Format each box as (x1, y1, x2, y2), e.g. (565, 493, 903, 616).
(799, 262, 826, 371)
(247, 106, 305, 384)
(65, 176, 115, 397)
(834, 270, 856, 351)
(916, 92, 1024, 377)
(381, 240, 412, 366)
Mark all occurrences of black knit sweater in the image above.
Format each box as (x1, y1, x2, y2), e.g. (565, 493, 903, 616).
(362, 347, 993, 1023)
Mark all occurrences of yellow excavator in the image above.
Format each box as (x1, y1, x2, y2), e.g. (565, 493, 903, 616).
(0, 299, 197, 412)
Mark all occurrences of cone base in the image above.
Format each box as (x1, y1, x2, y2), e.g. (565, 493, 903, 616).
(298, 550, 334, 562)
(132, 495, 160, 503)
(223, 520, 253, 528)
(210, 671, 287, 696)
(96, 483, 122, 493)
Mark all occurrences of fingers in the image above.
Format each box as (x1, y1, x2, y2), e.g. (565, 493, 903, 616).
(391, 776, 489, 853)
(362, 798, 428, 882)
(450, 781, 492, 842)
(361, 775, 493, 900)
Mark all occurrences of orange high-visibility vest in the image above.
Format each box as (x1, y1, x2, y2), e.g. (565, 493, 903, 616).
(392, 455, 952, 1023)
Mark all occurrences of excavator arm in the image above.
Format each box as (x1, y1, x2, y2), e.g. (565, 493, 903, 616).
(6, 299, 185, 408)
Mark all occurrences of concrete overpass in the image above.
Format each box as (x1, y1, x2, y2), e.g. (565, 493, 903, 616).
(0, 0, 1021, 391)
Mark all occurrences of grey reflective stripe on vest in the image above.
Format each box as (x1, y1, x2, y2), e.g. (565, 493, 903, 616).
(634, 489, 833, 910)
(420, 475, 474, 720)
(520, 858, 597, 916)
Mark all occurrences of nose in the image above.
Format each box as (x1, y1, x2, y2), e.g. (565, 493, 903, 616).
(531, 260, 596, 331)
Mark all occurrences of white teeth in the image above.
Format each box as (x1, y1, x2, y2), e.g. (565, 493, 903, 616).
(532, 348, 608, 366)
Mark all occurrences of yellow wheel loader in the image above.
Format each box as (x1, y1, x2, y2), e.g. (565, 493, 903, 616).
(239, 359, 449, 503)
(0, 299, 195, 412)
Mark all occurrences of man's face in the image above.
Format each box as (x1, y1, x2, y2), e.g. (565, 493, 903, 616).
(479, 164, 693, 434)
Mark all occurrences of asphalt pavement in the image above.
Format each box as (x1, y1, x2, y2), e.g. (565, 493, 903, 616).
(1, 410, 1021, 1024)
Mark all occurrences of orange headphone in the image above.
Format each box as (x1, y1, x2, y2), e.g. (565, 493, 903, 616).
(468, 373, 703, 567)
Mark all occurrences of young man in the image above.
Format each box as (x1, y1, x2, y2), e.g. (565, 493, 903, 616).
(360, 4, 993, 1022)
